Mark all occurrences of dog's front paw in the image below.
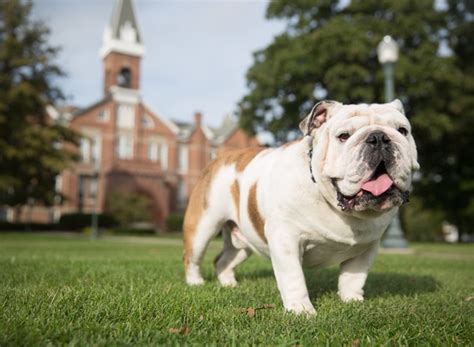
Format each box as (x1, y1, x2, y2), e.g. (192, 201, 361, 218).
(285, 301, 316, 316)
(186, 275, 205, 286)
(217, 273, 238, 287)
(338, 291, 364, 302)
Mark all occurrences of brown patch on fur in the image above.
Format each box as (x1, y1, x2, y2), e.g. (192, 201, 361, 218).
(218, 147, 265, 172)
(248, 182, 267, 243)
(230, 180, 240, 221)
(183, 147, 264, 270)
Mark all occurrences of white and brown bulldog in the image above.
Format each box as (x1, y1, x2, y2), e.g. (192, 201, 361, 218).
(183, 99, 419, 315)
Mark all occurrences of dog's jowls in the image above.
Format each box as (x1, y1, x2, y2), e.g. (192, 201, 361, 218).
(183, 99, 419, 315)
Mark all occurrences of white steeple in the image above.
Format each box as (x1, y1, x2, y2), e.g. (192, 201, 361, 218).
(100, 0, 145, 58)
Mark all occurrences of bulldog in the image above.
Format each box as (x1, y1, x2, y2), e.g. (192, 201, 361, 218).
(183, 99, 419, 315)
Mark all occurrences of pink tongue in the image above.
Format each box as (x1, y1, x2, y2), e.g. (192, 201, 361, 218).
(361, 174, 393, 197)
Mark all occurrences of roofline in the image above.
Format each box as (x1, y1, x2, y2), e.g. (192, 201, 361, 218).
(142, 102, 179, 134)
(72, 96, 112, 118)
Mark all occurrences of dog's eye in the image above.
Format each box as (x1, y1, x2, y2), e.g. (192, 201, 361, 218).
(337, 133, 350, 142)
(398, 127, 408, 136)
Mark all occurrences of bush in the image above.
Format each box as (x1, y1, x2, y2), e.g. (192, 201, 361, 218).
(0, 222, 60, 232)
(108, 227, 156, 236)
(59, 212, 118, 230)
(105, 191, 153, 226)
(166, 213, 184, 232)
(402, 197, 445, 242)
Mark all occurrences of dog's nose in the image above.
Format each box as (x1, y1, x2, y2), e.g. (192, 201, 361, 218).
(366, 131, 391, 150)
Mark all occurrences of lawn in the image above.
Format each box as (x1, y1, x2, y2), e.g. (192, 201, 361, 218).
(1, 233, 473, 345)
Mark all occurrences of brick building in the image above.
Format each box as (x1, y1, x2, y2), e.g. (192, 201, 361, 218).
(2, 0, 259, 226)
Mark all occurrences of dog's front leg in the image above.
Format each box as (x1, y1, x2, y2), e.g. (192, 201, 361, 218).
(338, 240, 380, 302)
(267, 225, 315, 315)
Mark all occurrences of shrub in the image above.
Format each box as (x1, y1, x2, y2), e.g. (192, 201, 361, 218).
(402, 197, 445, 242)
(105, 190, 153, 226)
(0, 222, 60, 232)
(59, 212, 118, 230)
(166, 213, 184, 232)
(108, 227, 156, 236)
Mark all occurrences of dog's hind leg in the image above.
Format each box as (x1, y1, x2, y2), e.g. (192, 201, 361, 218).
(183, 211, 223, 285)
(214, 221, 252, 287)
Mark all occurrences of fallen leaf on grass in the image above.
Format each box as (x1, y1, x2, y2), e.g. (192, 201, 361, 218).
(351, 339, 361, 347)
(261, 304, 276, 309)
(464, 296, 474, 302)
(246, 307, 256, 318)
(239, 304, 276, 318)
(168, 327, 190, 336)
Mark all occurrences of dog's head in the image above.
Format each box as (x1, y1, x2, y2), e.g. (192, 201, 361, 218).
(300, 99, 419, 213)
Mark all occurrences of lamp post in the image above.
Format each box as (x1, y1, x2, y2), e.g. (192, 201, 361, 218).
(91, 162, 100, 240)
(377, 35, 408, 249)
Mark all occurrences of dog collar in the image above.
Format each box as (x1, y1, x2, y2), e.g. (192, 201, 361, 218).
(306, 136, 316, 183)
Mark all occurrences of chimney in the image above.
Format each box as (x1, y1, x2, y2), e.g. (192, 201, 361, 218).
(194, 112, 202, 127)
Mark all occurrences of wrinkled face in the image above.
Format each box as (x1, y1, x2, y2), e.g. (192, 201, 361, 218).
(304, 100, 419, 213)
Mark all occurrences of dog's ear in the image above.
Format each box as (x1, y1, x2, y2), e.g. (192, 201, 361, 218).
(388, 98, 405, 115)
(299, 100, 342, 136)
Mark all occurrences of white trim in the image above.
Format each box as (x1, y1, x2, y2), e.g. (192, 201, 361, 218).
(100, 22, 145, 59)
(142, 102, 179, 134)
(202, 125, 215, 140)
(110, 86, 141, 104)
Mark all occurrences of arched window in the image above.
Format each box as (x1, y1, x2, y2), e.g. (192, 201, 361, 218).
(117, 67, 131, 88)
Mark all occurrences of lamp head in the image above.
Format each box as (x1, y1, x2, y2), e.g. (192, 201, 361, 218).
(377, 35, 399, 64)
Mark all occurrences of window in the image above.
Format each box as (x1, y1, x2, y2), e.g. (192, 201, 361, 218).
(78, 175, 98, 211)
(147, 142, 159, 162)
(178, 145, 188, 172)
(117, 67, 131, 88)
(117, 104, 135, 128)
(90, 177, 98, 199)
(141, 114, 153, 128)
(117, 134, 134, 159)
(147, 141, 168, 170)
(160, 143, 168, 170)
(55, 176, 62, 193)
(80, 138, 90, 163)
(97, 110, 109, 121)
(91, 135, 101, 164)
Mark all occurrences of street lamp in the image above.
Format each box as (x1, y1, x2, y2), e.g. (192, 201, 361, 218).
(91, 162, 100, 240)
(377, 35, 408, 249)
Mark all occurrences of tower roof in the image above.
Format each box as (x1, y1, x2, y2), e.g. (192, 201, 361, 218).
(100, 0, 145, 58)
(110, 0, 142, 44)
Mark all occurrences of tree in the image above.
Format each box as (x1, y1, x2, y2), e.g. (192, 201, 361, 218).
(0, 0, 78, 212)
(238, 0, 474, 237)
(105, 190, 153, 226)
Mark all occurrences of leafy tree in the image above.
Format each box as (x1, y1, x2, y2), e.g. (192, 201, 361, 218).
(105, 190, 153, 226)
(0, 0, 78, 213)
(238, 0, 473, 237)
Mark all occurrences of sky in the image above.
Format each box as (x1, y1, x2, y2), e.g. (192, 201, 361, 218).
(32, 0, 285, 127)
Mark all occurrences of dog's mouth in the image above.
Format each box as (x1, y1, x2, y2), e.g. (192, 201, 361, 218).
(332, 162, 409, 211)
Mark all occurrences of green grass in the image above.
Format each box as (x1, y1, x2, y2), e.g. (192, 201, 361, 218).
(1, 233, 473, 346)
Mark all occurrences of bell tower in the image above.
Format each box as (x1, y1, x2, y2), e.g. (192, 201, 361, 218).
(100, 0, 144, 96)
